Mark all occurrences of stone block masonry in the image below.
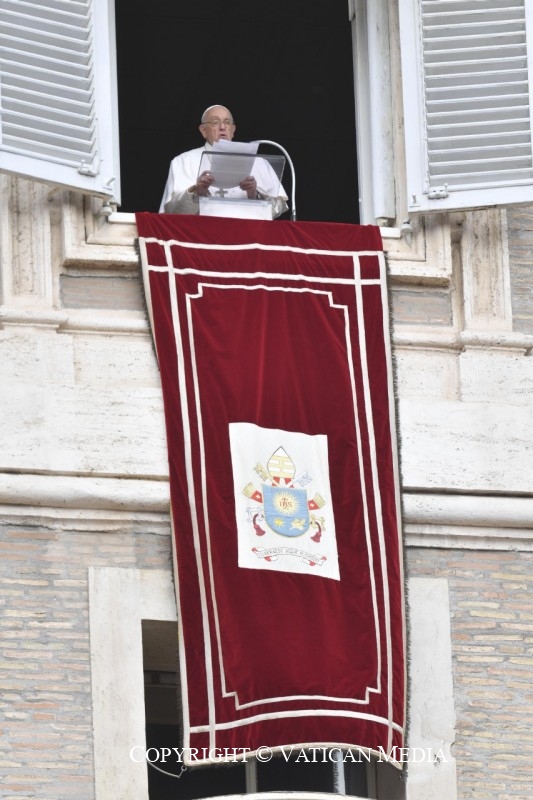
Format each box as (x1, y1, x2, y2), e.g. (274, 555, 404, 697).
(0, 520, 171, 800)
(407, 547, 533, 800)
(2, 517, 533, 800)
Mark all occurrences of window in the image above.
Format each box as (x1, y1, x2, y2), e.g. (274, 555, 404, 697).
(350, 0, 397, 225)
(114, 0, 359, 222)
(141, 619, 392, 800)
(399, 0, 533, 212)
(142, 620, 248, 799)
(0, 0, 120, 199)
(0, 0, 359, 221)
(89, 568, 453, 800)
(3, 2, 531, 223)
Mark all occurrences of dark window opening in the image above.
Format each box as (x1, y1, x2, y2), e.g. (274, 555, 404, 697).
(257, 752, 368, 794)
(115, 0, 359, 222)
(142, 620, 247, 799)
(141, 620, 386, 799)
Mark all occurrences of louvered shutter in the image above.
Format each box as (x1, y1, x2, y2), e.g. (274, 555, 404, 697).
(399, 0, 533, 212)
(0, 0, 120, 201)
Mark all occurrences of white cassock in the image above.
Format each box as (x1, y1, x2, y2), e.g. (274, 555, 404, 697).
(159, 143, 288, 218)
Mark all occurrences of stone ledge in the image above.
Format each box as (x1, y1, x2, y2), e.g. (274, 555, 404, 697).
(88, 211, 452, 287)
(0, 306, 149, 334)
(0, 504, 170, 535)
(1, 474, 532, 549)
(403, 492, 533, 529)
(0, 472, 170, 512)
(405, 526, 533, 552)
(393, 329, 533, 354)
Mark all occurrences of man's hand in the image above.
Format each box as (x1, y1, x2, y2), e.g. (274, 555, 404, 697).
(194, 170, 214, 196)
(239, 175, 257, 199)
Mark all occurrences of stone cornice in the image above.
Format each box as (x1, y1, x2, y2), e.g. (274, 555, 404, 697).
(1, 473, 531, 549)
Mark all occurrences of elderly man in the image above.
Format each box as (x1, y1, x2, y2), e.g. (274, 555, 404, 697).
(159, 105, 288, 217)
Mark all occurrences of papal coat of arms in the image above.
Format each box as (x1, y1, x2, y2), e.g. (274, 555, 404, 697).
(230, 424, 340, 580)
(243, 446, 326, 537)
(242, 446, 329, 567)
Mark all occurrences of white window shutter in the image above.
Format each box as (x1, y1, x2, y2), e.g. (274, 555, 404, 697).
(0, 0, 120, 202)
(399, 0, 533, 213)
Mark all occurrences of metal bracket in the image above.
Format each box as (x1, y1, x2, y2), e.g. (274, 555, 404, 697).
(78, 156, 100, 177)
(427, 184, 449, 200)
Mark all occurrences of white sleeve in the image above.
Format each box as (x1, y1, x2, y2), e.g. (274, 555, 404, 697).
(253, 158, 289, 219)
(159, 152, 200, 215)
(162, 188, 199, 215)
(270, 196, 289, 219)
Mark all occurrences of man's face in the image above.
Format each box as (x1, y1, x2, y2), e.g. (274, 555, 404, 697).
(199, 106, 236, 145)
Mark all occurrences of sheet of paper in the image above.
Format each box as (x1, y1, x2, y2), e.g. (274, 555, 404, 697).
(207, 141, 259, 189)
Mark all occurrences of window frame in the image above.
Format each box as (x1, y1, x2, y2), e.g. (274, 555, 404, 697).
(4, 0, 533, 217)
(351, 0, 397, 225)
(89, 567, 456, 799)
(398, 0, 533, 213)
(0, 0, 120, 201)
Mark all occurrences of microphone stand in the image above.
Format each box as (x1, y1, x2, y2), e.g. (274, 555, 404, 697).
(251, 139, 297, 221)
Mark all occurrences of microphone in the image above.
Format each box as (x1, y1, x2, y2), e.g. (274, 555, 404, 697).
(251, 140, 297, 221)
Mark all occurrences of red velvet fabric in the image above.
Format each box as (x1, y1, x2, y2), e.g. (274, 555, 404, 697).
(136, 213, 405, 765)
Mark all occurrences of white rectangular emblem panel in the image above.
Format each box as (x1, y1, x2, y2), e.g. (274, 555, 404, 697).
(229, 423, 340, 580)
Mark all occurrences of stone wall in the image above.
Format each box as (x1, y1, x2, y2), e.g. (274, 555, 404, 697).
(2, 176, 533, 799)
(508, 207, 533, 335)
(408, 547, 533, 800)
(0, 518, 171, 800)
(3, 518, 532, 800)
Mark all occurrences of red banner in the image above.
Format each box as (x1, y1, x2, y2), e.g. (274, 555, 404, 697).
(136, 212, 405, 766)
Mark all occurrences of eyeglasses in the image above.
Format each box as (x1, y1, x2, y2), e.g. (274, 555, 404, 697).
(203, 118, 235, 128)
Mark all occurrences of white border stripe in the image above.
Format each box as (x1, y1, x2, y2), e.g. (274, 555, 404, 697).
(352, 257, 394, 752)
(143, 235, 381, 257)
(378, 250, 408, 730)
(165, 245, 217, 747)
(138, 240, 192, 744)
(146, 262, 381, 286)
(191, 708, 404, 734)
(169, 515, 191, 745)
(341, 260, 382, 696)
(140, 233, 405, 748)
(186, 282, 382, 717)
